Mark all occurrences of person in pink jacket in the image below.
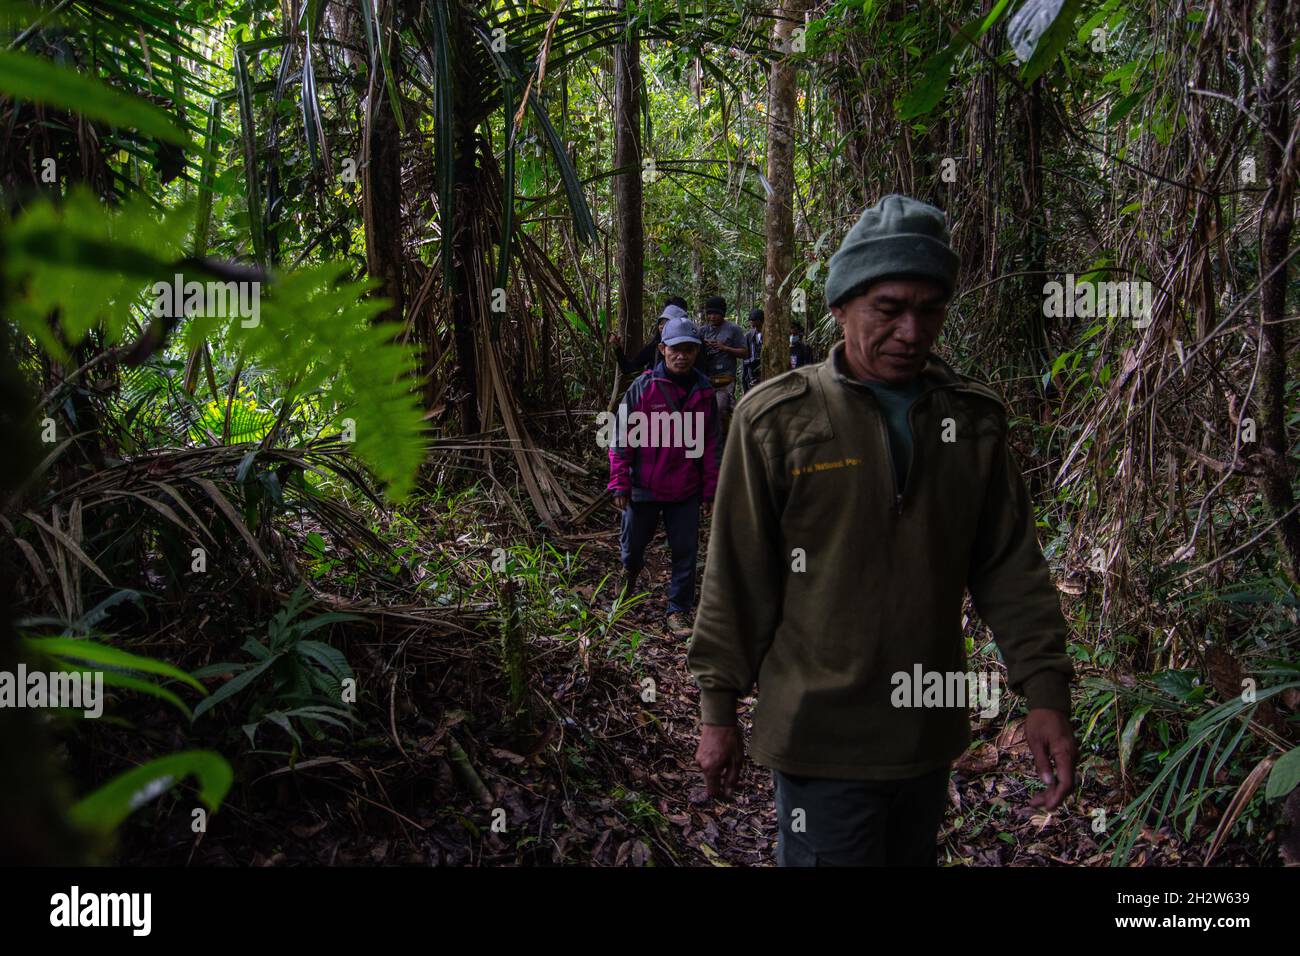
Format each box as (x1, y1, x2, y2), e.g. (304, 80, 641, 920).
(607, 317, 721, 635)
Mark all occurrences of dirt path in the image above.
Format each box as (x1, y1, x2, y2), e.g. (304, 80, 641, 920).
(556, 520, 778, 866)
(119, 519, 1224, 867)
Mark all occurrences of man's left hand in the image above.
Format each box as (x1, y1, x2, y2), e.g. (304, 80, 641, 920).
(702, 500, 712, 518)
(1025, 707, 1077, 811)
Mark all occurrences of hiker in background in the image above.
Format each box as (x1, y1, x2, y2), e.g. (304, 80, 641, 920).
(608, 316, 721, 637)
(610, 301, 689, 376)
(698, 295, 747, 440)
(741, 309, 764, 393)
(789, 321, 814, 369)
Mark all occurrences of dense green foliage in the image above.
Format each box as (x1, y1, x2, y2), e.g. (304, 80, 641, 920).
(1, 0, 1296, 866)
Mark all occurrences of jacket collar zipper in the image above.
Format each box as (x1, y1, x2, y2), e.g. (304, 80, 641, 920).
(863, 380, 965, 516)
(828, 349, 986, 515)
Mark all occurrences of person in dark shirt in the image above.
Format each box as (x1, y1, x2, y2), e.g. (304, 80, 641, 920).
(610, 301, 688, 374)
(741, 308, 764, 393)
(789, 321, 815, 369)
(699, 295, 748, 440)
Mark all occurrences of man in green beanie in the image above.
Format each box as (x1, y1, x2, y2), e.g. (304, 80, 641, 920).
(688, 194, 1077, 866)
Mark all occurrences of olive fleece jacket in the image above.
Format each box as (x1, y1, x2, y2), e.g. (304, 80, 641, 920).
(687, 343, 1074, 780)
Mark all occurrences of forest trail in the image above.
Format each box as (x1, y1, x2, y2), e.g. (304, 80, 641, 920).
(113, 514, 1220, 868)
(563, 519, 779, 866)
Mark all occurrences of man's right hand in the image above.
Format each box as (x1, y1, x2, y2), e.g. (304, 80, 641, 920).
(612, 494, 628, 512)
(696, 723, 744, 799)
(1025, 708, 1077, 811)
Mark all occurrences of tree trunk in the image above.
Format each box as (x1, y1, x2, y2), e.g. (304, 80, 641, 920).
(613, 0, 645, 358)
(362, 0, 404, 326)
(762, 0, 803, 383)
(1257, 0, 1299, 584)
(0, 317, 87, 864)
(447, 4, 483, 436)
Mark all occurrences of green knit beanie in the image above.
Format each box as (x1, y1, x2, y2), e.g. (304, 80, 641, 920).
(824, 194, 960, 307)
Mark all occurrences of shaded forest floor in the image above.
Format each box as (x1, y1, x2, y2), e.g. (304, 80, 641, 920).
(89, 494, 1263, 867)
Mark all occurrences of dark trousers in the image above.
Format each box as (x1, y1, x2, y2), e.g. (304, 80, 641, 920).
(713, 380, 736, 445)
(773, 765, 951, 866)
(620, 496, 700, 614)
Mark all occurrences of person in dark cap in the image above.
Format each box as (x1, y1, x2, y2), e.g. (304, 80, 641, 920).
(610, 302, 688, 375)
(741, 308, 764, 393)
(608, 316, 721, 637)
(698, 296, 747, 440)
(689, 194, 1077, 866)
(788, 321, 814, 369)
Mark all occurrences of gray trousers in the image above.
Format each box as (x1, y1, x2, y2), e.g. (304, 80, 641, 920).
(773, 765, 951, 866)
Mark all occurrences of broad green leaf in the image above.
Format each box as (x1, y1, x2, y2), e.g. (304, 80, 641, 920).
(296, 640, 353, 681)
(0, 50, 188, 145)
(1107, 87, 1148, 125)
(1266, 747, 1300, 801)
(70, 751, 232, 834)
(96, 671, 194, 720)
(1008, 0, 1065, 62)
(1152, 669, 1202, 703)
(1119, 704, 1150, 773)
(1017, 0, 1083, 84)
(192, 652, 282, 719)
(23, 636, 205, 695)
(898, 45, 961, 121)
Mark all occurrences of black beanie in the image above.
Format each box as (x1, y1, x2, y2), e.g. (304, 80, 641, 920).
(704, 295, 727, 316)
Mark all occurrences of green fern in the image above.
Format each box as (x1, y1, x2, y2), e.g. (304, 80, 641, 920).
(5, 188, 426, 498)
(4, 189, 193, 359)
